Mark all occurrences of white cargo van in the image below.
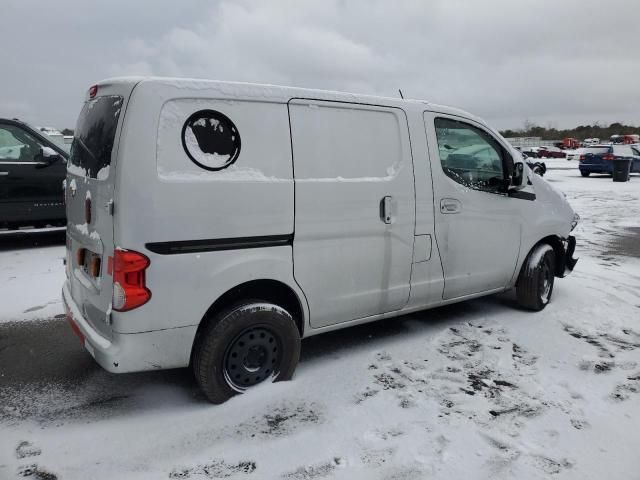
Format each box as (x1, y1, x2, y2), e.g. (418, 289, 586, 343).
(63, 78, 578, 403)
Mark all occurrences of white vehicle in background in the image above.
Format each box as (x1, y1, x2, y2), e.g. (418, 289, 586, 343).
(62, 78, 579, 404)
(584, 138, 600, 146)
(566, 148, 584, 161)
(37, 126, 69, 152)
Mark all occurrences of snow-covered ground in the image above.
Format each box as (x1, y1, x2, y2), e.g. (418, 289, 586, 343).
(0, 236, 65, 324)
(541, 156, 578, 170)
(1, 166, 639, 480)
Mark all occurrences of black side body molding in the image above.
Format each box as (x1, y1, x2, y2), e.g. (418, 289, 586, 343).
(146, 234, 293, 255)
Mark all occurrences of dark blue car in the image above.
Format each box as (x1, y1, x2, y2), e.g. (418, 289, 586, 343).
(579, 145, 640, 177)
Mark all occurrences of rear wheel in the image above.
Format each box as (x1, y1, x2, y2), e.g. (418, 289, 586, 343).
(193, 300, 301, 404)
(580, 170, 590, 177)
(516, 244, 556, 311)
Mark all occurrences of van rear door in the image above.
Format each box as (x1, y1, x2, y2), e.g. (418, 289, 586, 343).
(66, 82, 136, 339)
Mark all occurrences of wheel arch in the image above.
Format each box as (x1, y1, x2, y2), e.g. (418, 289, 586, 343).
(190, 279, 305, 362)
(520, 235, 565, 280)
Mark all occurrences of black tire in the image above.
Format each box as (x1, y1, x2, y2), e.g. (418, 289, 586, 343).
(580, 170, 590, 177)
(516, 244, 556, 311)
(193, 300, 301, 404)
(532, 163, 545, 176)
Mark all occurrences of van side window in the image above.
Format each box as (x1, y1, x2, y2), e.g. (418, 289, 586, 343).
(434, 118, 507, 192)
(182, 110, 241, 171)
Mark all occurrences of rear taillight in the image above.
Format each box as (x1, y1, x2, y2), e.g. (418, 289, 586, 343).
(602, 154, 615, 161)
(110, 249, 151, 312)
(579, 155, 585, 161)
(89, 85, 98, 99)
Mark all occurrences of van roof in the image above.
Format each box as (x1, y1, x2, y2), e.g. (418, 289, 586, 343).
(96, 76, 488, 128)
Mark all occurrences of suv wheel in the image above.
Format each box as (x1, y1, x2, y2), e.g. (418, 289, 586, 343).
(193, 301, 301, 404)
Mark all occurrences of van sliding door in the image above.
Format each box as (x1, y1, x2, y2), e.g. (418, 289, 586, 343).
(289, 100, 415, 328)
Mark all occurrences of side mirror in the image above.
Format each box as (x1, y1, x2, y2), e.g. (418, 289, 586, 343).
(509, 162, 525, 191)
(488, 176, 511, 192)
(35, 146, 63, 167)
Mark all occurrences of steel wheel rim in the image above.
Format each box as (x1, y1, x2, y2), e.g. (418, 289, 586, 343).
(540, 262, 552, 303)
(223, 326, 281, 391)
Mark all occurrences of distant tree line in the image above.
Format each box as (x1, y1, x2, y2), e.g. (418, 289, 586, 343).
(61, 128, 74, 136)
(500, 121, 639, 140)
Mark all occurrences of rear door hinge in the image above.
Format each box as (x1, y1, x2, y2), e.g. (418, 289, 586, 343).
(106, 199, 114, 216)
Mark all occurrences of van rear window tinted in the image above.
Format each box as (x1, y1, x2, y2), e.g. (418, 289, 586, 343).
(69, 95, 123, 178)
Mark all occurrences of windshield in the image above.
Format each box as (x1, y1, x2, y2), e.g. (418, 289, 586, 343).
(68, 95, 123, 178)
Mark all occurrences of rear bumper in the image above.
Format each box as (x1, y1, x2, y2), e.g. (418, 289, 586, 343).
(62, 282, 196, 373)
(559, 235, 578, 277)
(579, 163, 612, 173)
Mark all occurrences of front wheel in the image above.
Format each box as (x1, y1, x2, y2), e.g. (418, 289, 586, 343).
(516, 244, 556, 311)
(532, 164, 545, 176)
(193, 301, 301, 404)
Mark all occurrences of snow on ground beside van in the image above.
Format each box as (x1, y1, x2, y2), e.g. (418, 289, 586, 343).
(0, 235, 65, 323)
(1, 167, 639, 480)
(542, 156, 576, 169)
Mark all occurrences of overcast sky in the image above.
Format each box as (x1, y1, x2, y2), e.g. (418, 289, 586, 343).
(3, 0, 639, 131)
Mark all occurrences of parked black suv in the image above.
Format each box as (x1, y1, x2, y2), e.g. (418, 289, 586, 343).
(0, 118, 68, 230)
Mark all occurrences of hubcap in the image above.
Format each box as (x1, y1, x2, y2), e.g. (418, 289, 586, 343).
(244, 345, 266, 371)
(224, 327, 280, 390)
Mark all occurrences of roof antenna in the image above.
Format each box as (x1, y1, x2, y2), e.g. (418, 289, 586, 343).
(398, 89, 404, 99)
